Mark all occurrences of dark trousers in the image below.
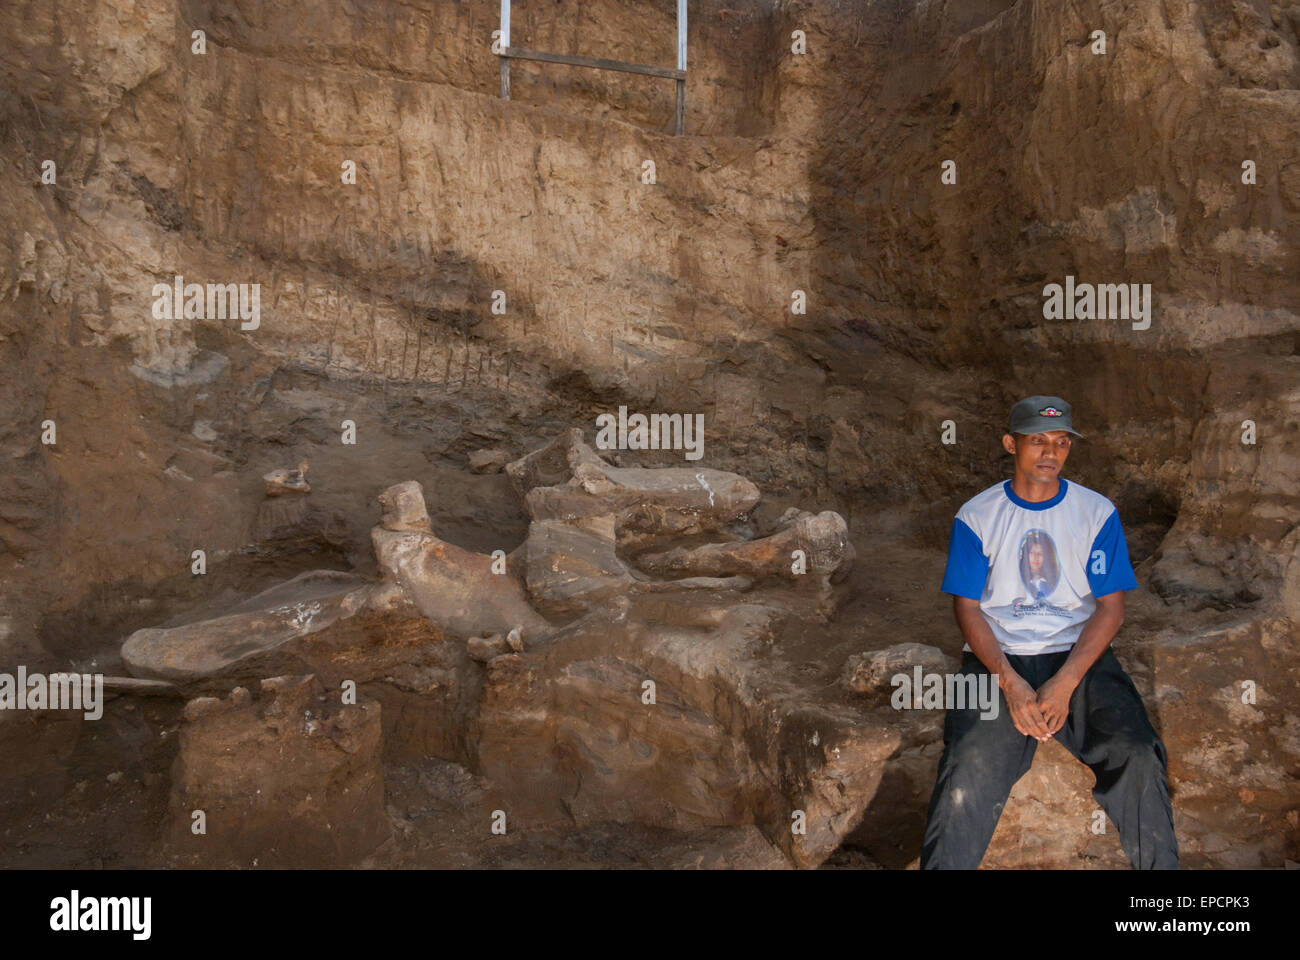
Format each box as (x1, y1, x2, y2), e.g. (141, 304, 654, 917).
(920, 648, 1179, 869)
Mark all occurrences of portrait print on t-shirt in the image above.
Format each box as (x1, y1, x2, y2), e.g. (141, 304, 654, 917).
(1019, 529, 1059, 597)
(1014, 529, 1069, 618)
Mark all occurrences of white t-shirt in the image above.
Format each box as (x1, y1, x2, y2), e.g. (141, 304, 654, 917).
(940, 477, 1139, 655)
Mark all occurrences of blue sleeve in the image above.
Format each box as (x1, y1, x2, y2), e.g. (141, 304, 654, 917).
(1087, 509, 1139, 597)
(940, 516, 989, 600)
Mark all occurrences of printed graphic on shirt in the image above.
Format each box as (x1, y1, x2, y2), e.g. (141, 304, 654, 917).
(1013, 529, 1071, 618)
(1019, 529, 1059, 598)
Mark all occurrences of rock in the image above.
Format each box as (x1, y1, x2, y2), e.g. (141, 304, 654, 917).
(524, 515, 635, 618)
(377, 480, 431, 532)
(182, 697, 223, 721)
(468, 448, 510, 474)
(842, 643, 957, 695)
(1141, 619, 1300, 868)
(467, 634, 509, 662)
(167, 675, 388, 867)
(505, 428, 608, 498)
(263, 461, 310, 496)
(982, 738, 1131, 869)
(469, 598, 901, 869)
(505, 627, 524, 653)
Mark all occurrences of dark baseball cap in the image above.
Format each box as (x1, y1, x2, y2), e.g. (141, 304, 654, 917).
(1008, 395, 1084, 438)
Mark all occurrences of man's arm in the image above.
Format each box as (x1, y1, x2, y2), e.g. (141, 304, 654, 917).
(1035, 591, 1125, 735)
(953, 595, 1051, 740)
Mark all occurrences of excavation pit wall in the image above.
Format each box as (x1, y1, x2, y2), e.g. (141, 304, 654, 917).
(1, 0, 1299, 869)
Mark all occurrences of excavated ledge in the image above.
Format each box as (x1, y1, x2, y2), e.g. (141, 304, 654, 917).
(2, 0, 1298, 871)
(116, 432, 894, 867)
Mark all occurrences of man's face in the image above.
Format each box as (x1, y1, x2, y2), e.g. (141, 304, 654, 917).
(1002, 430, 1072, 482)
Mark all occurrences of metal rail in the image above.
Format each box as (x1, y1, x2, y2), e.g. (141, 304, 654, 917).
(498, 0, 688, 135)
